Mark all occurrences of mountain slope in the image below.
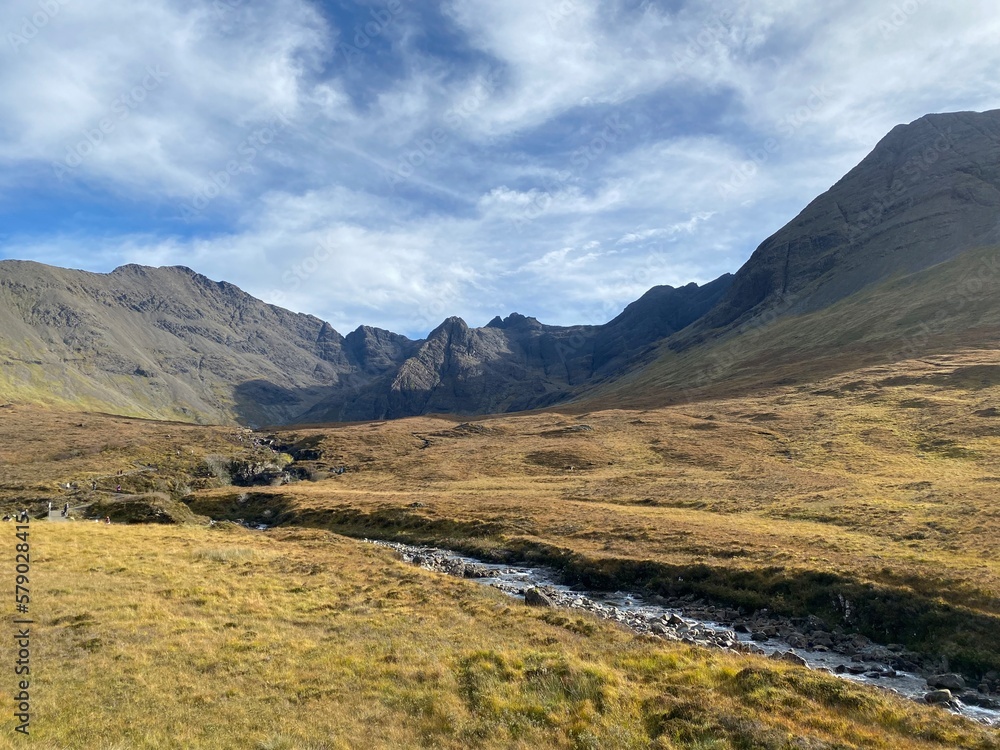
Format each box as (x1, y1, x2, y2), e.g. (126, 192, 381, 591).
(0, 260, 730, 424)
(571, 109, 1000, 408)
(0, 261, 416, 425)
(585, 242, 1000, 409)
(677, 109, 1000, 345)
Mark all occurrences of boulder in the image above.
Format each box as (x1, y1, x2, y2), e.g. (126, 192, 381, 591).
(524, 587, 556, 607)
(927, 673, 966, 691)
(770, 651, 808, 668)
(924, 689, 953, 704)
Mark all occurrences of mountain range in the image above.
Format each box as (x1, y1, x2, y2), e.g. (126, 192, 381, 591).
(1, 108, 999, 425)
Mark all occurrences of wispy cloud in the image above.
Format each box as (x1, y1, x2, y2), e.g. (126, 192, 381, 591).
(1, 0, 999, 338)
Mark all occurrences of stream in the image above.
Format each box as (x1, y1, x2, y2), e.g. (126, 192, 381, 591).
(366, 538, 1000, 728)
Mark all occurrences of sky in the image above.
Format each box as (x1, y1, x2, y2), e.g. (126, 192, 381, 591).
(1, 0, 999, 339)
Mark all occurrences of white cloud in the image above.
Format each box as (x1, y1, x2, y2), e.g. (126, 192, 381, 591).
(2, 0, 1000, 340)
(0, 0, 331, 196)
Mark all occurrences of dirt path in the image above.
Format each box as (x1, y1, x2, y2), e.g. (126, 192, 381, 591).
(47, 502, 88, 522)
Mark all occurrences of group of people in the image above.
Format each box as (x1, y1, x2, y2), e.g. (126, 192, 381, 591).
(3, 466, 133, 523)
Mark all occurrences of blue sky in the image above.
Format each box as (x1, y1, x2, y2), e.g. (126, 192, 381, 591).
(2, 0, 999, 338)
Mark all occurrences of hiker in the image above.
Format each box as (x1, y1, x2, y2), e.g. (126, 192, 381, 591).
(92, 481, 97, 491)
(19, 509, 29, 522)
(62, 502, 68, 517)
(104, 516, 111, 525)
(116, 484, 122, 493)
(48, 501, 52, 513)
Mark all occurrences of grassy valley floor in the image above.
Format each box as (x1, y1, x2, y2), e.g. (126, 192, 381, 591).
(0, 522, 998, 749)
(192, 350, 1000, 679)
(1, 349, 1000, 746)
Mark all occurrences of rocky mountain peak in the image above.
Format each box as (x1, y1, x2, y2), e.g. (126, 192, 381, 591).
(486, 312, 542, 330)
(429, 316, 470, 338)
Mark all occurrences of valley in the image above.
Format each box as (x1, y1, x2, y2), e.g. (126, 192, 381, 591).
(3, 346, 1000, 747)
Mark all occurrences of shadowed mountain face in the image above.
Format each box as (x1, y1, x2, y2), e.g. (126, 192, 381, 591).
(0, 259, 731, 424)
(256, 275, 735, 423)
(677, 109, 1000, 346)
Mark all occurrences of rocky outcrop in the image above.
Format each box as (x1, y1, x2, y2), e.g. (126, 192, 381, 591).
(299, 277, 734, 422)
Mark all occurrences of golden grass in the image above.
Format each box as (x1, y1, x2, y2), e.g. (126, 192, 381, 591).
(185, 349, 1000, 674)
(212, 349, 1000, 592)
(2, 349, 1000, 745)
(0, 522, 996, 749)
(0, 405, 248, 506)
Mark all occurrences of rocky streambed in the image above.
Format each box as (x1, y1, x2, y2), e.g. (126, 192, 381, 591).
(368, 539, 1000, 728)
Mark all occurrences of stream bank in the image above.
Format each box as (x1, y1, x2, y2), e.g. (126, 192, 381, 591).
(367, 538, 1000, 728)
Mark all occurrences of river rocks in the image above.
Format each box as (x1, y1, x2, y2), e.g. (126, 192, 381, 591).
(928, 673, 966, 691)
(771, 651, 808, 668)
(959, 693, 1000, 709)
(786, 634, 809, 649)
(524, 587, 556, 607)
(925, 689, 954, 704)
(469, 565, 498, 578)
